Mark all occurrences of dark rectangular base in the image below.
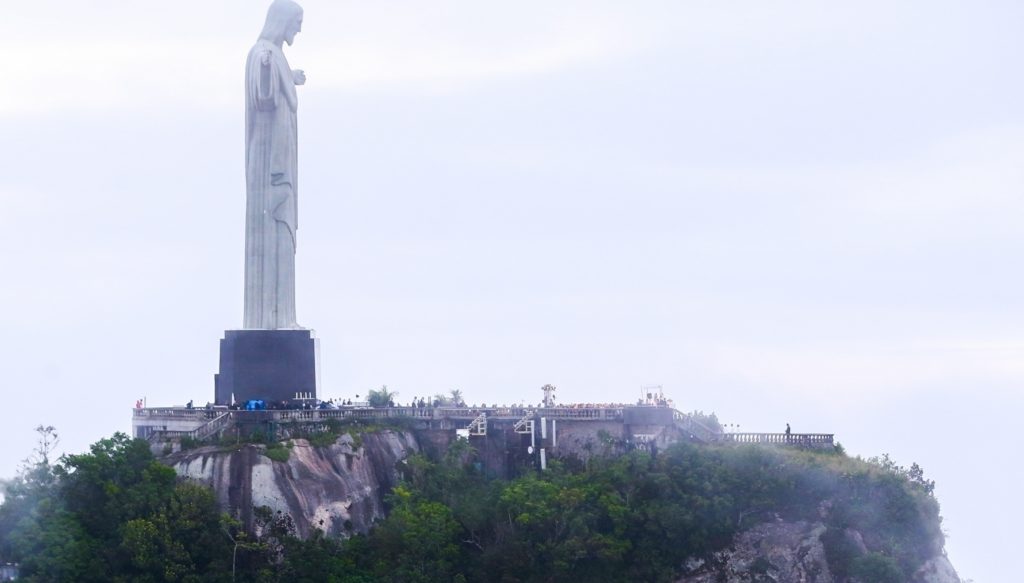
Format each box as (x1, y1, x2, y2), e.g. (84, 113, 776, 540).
(215, 329, 319, 405)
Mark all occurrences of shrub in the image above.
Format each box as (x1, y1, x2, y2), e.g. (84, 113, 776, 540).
(180, 436, 201, 451)
(821, 527, 864, 579)
(265, 442, 291, 462)
(308, 431, 339, 448)
(851, 552, 905, 583)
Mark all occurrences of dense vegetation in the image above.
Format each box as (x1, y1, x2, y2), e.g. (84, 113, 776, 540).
(0, 427, 942, 582)
(0, 428, 232, 582)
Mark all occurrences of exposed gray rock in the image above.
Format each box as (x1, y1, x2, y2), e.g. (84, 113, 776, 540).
(163, 432, 963, 583)
(675, 520, 960, 583)
(677, 520, 833, 583)
(840, 528, 868, 556)
(168, 429, 418, 538)
(911, 555, 961, 583)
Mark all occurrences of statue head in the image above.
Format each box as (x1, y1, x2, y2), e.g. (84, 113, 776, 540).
(260, 0, 303, 46)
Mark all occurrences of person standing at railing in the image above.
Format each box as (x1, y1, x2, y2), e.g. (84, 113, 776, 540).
(785, 423, 791, 443)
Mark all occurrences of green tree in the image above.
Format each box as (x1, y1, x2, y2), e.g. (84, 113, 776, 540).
(368, 486, 464, 582)
(367, 385, 397, 408)
(0, 425, 61, 562)
(1, 427, 947, 583)
(449, 389, 466, 407)
(1, 431, 233, 582)
(851, 552, 905, 583)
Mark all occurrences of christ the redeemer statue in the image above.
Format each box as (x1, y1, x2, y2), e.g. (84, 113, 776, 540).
(243, 0, 305, 329)
(215, 0, 318, 407)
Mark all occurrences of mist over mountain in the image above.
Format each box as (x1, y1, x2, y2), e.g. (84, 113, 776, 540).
(0, 422, 957, 583)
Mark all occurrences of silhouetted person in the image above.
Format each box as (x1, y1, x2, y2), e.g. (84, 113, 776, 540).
(785, 423, 791, 442)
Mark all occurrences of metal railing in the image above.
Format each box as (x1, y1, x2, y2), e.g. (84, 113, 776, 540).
(272, 407, 433, 422)
(248, 406, 626, 422)
(466, 413, 487, 436)
(137, 405, 766, 445)
(145, 411, 233, 443)
(136, 406, 836, 452)
(192, 412, 232, 440)
(513, 411, 534, 434)
(673, 411, 724, 443)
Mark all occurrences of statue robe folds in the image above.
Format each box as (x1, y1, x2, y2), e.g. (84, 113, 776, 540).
(244, 39, 299, 329)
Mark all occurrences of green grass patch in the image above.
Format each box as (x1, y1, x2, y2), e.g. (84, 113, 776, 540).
(264, 442, 291, 462)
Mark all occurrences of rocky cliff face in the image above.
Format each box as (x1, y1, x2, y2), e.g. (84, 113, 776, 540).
(163, 430, 958, 583)
(675, 520, 959, 583)
(167, 430, 418, 538)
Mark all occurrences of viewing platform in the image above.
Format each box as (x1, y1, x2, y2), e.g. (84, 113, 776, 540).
(132, 405, 633, 440)
(133, 405, 835, 450)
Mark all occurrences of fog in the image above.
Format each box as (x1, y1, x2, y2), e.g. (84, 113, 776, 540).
(1, 1, 1022, 580)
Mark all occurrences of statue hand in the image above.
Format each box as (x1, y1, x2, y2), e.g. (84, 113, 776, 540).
(293, 69, 306, 86)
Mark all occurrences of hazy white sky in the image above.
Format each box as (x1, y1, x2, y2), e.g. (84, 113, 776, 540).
(2, 1, 1022, 579)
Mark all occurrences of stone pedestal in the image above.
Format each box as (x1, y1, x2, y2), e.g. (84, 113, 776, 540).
(215, 329, 319, 405)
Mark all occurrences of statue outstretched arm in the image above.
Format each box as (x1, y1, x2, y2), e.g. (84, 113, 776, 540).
(254, 49, 279, 111)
